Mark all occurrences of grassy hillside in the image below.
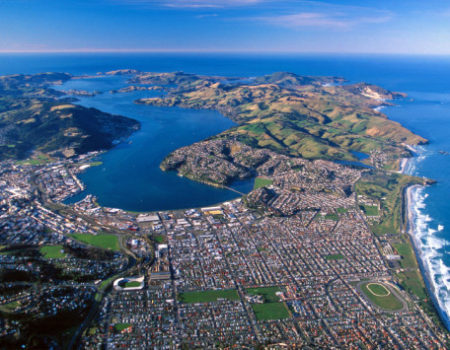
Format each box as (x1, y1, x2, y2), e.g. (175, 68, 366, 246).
(355, 170, 423, 235)
(0, 73, 139, 161)
(137, 72, 425, 165)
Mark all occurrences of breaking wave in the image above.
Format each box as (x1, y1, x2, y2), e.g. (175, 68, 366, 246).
(409, 180, 450, 329)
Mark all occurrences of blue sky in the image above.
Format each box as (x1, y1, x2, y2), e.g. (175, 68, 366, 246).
(1, 0, 450, 54)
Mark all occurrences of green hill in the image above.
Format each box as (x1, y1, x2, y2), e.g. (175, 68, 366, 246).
(137, 71, 425, 165)
(0, 73, 140, 161)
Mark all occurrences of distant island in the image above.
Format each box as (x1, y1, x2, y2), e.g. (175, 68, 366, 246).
(0, 70, 448, 348)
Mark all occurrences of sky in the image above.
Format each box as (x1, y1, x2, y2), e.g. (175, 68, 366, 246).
(1, 0, 450, 54)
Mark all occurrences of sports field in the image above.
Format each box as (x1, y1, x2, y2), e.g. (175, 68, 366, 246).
(178, 289, 239, 303)
(367, 283, 390, 296)
(154, 235, 165, 244)
(40, 245, 67, 259)
(71, 233, 120, 251)
(325, 253, 344, 260)
(251, 302, 290, 321)
(253, 177, 274, 190)
(123, 281, 141, 288)
(114, 323, 131, 332)
(324, 213, 340, 221)
(362, 282, 403, 311)
(393, 242, 418, 269)
(246, 286, 290, 320)
(0, 301, 20, 312)
(360, 204, 379, 216)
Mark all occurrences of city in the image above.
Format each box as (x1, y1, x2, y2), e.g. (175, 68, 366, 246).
(1, 150, 447, 348)
(2, 0, 450, 348)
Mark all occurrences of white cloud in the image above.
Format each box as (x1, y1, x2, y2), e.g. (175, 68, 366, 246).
(116, 0, 264, 8)
(113, 0, 392, 28)
(266, 12, 348, 28)
(167, 0, 262, 8)
(196, 13, 218, 18)
(267, 12, 391, 29)
(252, 3, 393, 30)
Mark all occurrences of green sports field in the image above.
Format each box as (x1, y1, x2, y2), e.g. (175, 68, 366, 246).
(246, 287, 290, 320)
(325, 253, 344, 260)
(114, 323, 131, 332)
(71, 233, 119, 251)
(178, 289, 239, 303)
(253, 177, 273, 190)
(154, 235, 165, 244)
(360, 204, 379, 216)
(123, 281, 141, 288)
(0, 301, 20, 312)
(251, 302, 290, 321)
(362, 282, 403, 311)
(40, 245, 67, 259)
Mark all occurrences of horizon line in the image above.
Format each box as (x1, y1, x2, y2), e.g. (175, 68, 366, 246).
(0, 48, 449, 56)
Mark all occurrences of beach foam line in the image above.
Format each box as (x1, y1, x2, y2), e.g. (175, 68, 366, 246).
(373, 106, 385, 113)
(407, 185, 450, 329)
(398, 158, 407, 174)
(398, 145, 428, 175)
(399, 157, 417, 175)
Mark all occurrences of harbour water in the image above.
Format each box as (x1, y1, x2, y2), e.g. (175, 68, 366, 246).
(55, 75, 254, 211)
(0, 53, 449, 327)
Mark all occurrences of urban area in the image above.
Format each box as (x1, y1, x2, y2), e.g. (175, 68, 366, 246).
(0, 148, 447, 349)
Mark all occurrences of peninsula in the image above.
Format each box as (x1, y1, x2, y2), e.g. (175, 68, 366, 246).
(0, 71, 447, 349)
(131, 71, 421, 186)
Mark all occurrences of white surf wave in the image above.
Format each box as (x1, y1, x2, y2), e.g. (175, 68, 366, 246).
(373, 106, 385, 113)
(409, 186, 450, 322)
(401, 146, 432, 175)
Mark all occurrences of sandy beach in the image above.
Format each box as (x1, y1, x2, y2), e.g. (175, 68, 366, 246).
(402, 156, 428, 281)
(403, 160, 450, 330)
(405, 184, 427, 271)
(398, 157, 408, 173)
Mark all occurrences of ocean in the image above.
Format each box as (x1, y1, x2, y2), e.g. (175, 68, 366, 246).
(0, 53, 449, 328)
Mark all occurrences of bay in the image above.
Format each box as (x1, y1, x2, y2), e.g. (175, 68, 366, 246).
(56, 75, 253, 211)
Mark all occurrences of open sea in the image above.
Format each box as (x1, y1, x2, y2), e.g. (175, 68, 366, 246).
(0, 53, 449, 328)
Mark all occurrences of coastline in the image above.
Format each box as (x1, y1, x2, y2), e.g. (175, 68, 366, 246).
(398, 157, 408, 174)
(402, 155, 450, 331)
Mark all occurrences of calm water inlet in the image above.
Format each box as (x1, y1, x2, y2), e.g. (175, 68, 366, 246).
(58, 75, 253, 211)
